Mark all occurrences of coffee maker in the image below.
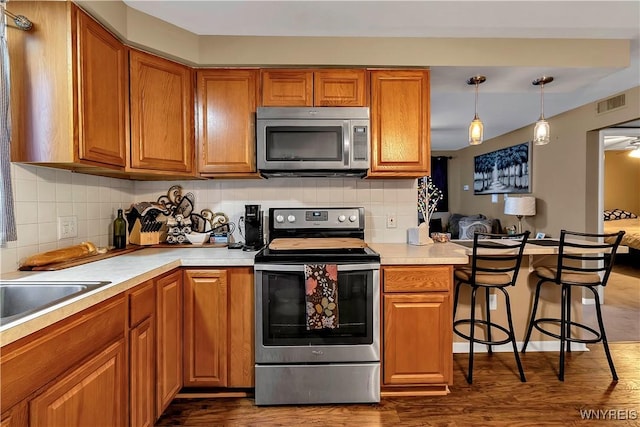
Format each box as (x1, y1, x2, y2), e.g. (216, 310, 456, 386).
(243, 204, 264, 250)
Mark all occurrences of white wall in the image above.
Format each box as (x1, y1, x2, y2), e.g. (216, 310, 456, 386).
(0, 165, 418, 274)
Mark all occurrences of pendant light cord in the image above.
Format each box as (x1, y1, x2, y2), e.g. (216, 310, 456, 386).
(474, 82, 479, 119)
(539, 83, 545, 120)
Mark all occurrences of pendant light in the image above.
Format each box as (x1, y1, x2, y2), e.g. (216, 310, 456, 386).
(532, 76, 554, 145)
(467, 75, 486, 145)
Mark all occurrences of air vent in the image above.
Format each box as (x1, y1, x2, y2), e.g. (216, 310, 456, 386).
(597, 94, 626, 114)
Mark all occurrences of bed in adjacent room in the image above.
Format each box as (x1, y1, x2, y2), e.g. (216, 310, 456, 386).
(603, 209, 640, 250)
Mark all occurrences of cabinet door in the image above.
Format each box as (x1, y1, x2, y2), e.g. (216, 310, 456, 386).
(130, 318, 154, 427)
(314, 69, 367, 107)
(155, 271, 183, 417)
(369, 70, 430, 177)
(0, 402, 27, 427)
(197, 70, 259, 174)
(128, 281, 155, 427)
(76, 9, 128, 167)
(383, 293, 452, 385)
(183, 270, 228, 387)
(29, 339, 126, 427)
(129, 50, 194, 174)
(228, 268, 255, 387)
(261, 69, 313, 106)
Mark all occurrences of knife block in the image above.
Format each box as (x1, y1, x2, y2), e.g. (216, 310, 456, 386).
(129, 219, 163, 246)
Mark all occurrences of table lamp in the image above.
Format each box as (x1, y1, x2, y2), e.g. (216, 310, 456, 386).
(504, 196, 536, 234)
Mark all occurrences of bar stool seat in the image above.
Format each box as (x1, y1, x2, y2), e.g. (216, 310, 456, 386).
(453, 231, 530, 384)
(534, 266, 600, 284)
(454, 268, 512, 286)
(521, 229, 625, 381)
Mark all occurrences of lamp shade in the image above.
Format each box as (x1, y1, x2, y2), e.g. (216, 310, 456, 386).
(504, 196, 536, 216)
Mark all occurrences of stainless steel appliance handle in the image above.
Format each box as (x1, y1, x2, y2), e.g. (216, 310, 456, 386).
(343, 121, 350, 167)
(254, 263, 380, 272)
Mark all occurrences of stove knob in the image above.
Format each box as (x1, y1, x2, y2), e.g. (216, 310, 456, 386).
(338, 215, 346, 222)
(349, 215, 357, 222)
(275, 215, 284, 223)
(287, 215, 296, 223)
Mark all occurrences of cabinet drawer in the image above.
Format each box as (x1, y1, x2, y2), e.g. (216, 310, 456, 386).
(0, 296, 126, 411)
(129, 280, 155, 327)
(383, 266, 452, 292)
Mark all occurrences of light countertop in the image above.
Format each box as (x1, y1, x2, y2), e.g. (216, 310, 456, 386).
(0, 247, 257, 346)
(369, 242, 469, 265)
(3, 239, 619, 346)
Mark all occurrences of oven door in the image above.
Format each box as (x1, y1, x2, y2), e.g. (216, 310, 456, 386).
(254, 263, 380, 364)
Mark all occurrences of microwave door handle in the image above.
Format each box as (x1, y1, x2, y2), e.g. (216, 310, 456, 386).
(343, 121, 351, 167)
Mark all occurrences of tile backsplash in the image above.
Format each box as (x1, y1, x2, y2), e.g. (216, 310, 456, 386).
(1, 164, 419, 273)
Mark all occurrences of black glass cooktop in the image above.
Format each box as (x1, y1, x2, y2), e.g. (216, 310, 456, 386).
(254, 246, 380, 264)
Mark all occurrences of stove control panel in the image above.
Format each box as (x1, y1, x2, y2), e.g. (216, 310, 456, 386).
(270, 207, 364, 230)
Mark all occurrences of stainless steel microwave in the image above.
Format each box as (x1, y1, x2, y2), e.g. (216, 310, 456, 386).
(256, 107, 370, 178)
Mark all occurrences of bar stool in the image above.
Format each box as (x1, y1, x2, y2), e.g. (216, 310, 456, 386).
(453, 231, 530, 383)
(521, 229, 625, 381)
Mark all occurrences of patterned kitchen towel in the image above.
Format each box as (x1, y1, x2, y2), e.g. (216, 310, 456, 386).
(304, 264, 339, 330)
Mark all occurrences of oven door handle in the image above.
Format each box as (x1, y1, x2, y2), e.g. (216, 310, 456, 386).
(253, 263, 380, 272)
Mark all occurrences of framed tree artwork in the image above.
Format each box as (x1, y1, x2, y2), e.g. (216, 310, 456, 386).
(474, 142, 532, 194)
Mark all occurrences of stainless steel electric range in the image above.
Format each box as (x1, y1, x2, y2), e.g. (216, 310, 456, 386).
(253, 207, 381, 405)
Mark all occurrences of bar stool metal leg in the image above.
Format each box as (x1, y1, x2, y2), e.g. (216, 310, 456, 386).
(453, 281, 462, 320)
(522, 280, 544, 353)
(467, 286, 479, 384)
(559, 285, 568, 381)
(485, 288, 493, 354)
(565, 286, 572, 354)
(590, 286, 618, 381)
(501, 287, 526, 382)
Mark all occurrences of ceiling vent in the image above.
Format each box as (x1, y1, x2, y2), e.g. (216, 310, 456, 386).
(597, 94, 626, 114)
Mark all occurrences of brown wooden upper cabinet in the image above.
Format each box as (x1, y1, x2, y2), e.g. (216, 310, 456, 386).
(196, 69, 259, 175)
(261, 69, 368, 107)
(369, 70, 431, 178)
(129, 50, 195, 176)
(8, 2, 128, 169)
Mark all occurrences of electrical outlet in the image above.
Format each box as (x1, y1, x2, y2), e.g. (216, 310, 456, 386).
(58, 216, 78, 240)
(386, 214, 397, 228)
(489, 294, 497, 311)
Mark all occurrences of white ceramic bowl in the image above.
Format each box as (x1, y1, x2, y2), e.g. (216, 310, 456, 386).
(185, 232, 209, 245)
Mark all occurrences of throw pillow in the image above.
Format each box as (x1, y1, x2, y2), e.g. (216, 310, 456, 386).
(458, 218, 493, 239)
(604, 209, 638, 221)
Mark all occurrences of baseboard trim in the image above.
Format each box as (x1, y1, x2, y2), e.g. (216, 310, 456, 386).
(453, 341, 589, 353)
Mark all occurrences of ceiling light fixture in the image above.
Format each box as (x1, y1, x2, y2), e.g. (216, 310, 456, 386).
(467, 75, 486, 146)
(532, 76, 554, 146)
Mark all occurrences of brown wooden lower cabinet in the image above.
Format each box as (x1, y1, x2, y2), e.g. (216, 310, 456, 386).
(29, 339, 127, 427)
(155, 270, 183, 417)
(0, 402, 27, 427)
(128, 281, 156, 427)
(382, 265, 453, 395)
(183, 268, 255, 388)
(0, 295, 127, 427)
(183, 269, 228, 387)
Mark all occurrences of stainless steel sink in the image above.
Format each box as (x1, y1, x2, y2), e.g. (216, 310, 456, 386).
(0, 281, 111, 326)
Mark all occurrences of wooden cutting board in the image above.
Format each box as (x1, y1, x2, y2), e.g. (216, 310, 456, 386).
(269, 238, 367, 250)
(19, 247, 142, 271)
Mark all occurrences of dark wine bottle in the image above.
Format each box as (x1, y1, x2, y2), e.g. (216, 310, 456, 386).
(113, 209, 127, 249)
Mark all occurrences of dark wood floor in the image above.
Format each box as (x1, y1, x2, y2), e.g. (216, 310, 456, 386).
(156, 342, 640, 426)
